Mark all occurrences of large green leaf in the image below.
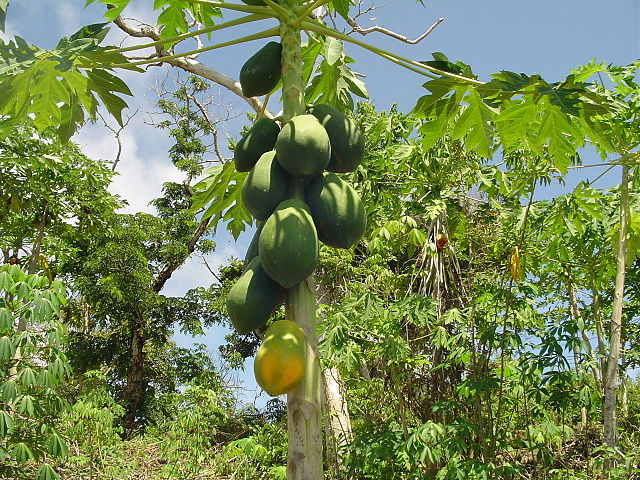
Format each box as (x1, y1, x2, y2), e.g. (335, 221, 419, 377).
(331, 0, 353, 20)
(419, 95, 461, 148)
(536, 99, 584, 169)
(451, 90, 496, 157)
(157, 2, 189, 39)
(0, 33, 139, 140)
(191, 162, 251, 239)
(0, 336, 14, 361)
(11, 442, 35, 463)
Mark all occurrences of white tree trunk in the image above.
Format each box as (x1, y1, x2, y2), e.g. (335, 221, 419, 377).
(603, 164, 628, 460)
(280, 9, 323, 479)
(322, 365, 353, 476)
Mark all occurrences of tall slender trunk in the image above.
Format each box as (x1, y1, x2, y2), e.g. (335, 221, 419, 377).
(28, 205, 48, 275)
(603, 164, 629, 462)
(322, 366, 352, 478)
(8, 207, 48, 382)
(123, 310, 146, 436)
(620, 343, 628, 418)
(590, 273, 607, 387)
(567, 274, 600, 396)
(280, 7, 323, 479)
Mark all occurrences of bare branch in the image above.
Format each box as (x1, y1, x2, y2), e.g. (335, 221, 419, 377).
(347, 16, 444, 44)
(113, 15, 161, 40)
(112, 14, 274, 118)
(188, 93, 226, 163)
(96, 110, 139, 171)
(164, 56, 273, 118)
(199, 254, 223, 283)
(153, 216, 212, 293)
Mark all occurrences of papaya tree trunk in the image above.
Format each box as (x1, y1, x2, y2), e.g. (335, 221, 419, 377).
(8, 206, 48, 383)
(322, 365, 353, 477)
(123, 310, 146, 436)
(280, 7, 323, 480)
(603, 164, 629, 464)
(589, 273, 607, 387)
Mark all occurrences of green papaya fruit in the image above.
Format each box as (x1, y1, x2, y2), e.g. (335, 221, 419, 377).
(275, 114, 331, 177)
(226, 256, 282, 335)
(259, 199, 319, 288)
(241, 0, 266, 5)
(241, 151, 288, 221)
(243, 221, 264, 270)
(234, 118, 280, 172)
(239, 42, 282, 97)
(306, 172, 366, 249)
(309, 104, 365, 173)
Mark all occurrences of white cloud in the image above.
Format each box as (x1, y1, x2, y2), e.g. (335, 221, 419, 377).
(74, 119, 181, 214)
(55, 2, 81, 31)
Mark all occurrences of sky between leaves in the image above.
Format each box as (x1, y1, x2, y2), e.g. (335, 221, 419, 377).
(1, 0, 639, 405)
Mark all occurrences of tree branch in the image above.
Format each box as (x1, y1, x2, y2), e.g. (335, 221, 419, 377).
(347, 16, 444, 44)
(153, 216, 212, 293)
(112, 14, 274, 117)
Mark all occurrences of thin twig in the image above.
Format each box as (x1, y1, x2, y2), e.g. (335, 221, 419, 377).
(97, 110, 138, 171)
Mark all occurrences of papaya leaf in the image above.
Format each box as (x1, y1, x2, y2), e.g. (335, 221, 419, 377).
(451, 90, 497, 157)
(86, 68, 133, 96)
(12, 442, 35, 463)
(418, 95, 461, 148)
(0, 0, 8, 32)
(536, 78, 583, 116)
(88, 0, 130, 21)
(422, 52, 474, 77)
(412, 78, 465, 117)
(332, 0, 353, 21)
(536, 100, 584, 168)
(68, 23, 110, 43)
(301, 36, 323, 86)
(495, 100, 539, 153)
(570, 58, 608, 82)
(191, 162, 251, 239)
(0, 33, 138, 140)
(157, 2, 189, 39)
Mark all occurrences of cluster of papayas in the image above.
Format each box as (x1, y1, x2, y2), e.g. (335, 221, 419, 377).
(229, 47, 366, 395)
(228, 103, 366, 331)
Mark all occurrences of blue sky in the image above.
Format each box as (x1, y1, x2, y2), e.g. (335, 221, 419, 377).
(3, 0, 639, 406)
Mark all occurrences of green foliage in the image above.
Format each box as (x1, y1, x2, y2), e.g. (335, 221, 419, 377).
(151, 384, 231, 479)
(0, 265, 69, 480)
(0, 122, 121, 265)
(0, 25, 140, 141)
(412, 53, 615, 167)
(305, 35, 368, 112)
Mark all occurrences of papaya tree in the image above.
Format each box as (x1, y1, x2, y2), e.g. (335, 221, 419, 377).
(1, 1, 638, 478)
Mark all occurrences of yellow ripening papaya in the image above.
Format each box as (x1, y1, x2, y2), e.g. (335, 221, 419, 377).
(254, 320, 306, 396)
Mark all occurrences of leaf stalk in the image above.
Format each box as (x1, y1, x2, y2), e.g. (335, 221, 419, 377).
(302, 20, 485, 86)
(112, 13, 271, 55)
(79, 27, 280, 69)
